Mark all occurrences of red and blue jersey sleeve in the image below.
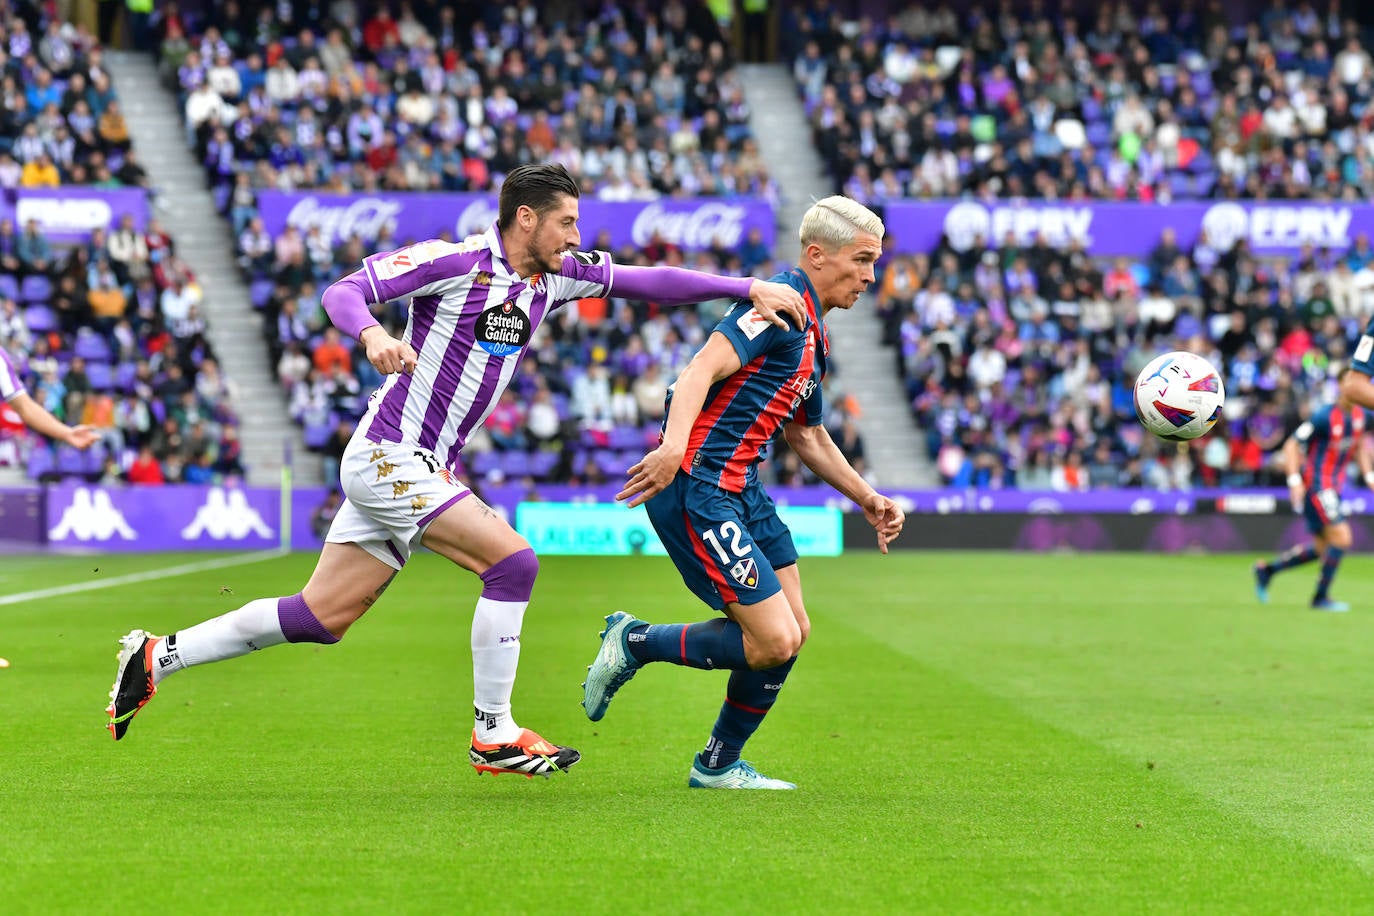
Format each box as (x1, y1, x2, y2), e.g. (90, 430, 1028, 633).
(714, 299, 806, 368)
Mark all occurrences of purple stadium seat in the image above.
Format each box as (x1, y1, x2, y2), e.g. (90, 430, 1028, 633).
(1085, 121, 1112, 149)
(73, 330, 112, 362)
(250, 278, 275, 310)
(470, 451, 500, 475)
(55, 445, 88, 477)
(529, 451, 559, 479)
(608, 425, 641, 450)
(83, 443, 107, 475)
(26, 445, 54, 480)
(0, 273, 17, 301)
(303, 420, 333, 449)
(23, 305, 56, 333)
(487, 451, 528, 478)
(85, 361, 114, 390)
(20, 275, 52, 304)
(115, 360, 139, 392)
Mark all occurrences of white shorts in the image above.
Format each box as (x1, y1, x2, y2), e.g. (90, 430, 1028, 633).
(325, 436, 471, 570)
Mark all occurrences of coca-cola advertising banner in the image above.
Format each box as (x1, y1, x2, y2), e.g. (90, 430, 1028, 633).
(254, 191, 776, 251)
(3, 188, 149, 241)
(883, 200, 1374, 256)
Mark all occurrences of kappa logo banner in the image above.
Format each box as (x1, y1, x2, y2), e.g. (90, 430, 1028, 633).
(181, 488, 275, 541)
(45, 484, 283, 551)
(48, 488, 137, 541)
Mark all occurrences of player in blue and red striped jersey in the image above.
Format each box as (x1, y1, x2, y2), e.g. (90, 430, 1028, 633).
(1255, 369, 1372, 612)
(581, 197, 905, 789)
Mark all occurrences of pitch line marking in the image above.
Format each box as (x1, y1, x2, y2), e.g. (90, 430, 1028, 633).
(0, 549, 289, 606)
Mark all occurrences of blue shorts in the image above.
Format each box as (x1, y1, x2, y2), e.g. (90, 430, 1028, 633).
(644, 473, 798, 610)
(1302, 487, 1345, 536)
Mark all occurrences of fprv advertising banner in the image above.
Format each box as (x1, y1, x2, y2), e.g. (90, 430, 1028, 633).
(255, 191, 776, 251)
(5, 188, 149, 241)
(884, 200, 1374, 256)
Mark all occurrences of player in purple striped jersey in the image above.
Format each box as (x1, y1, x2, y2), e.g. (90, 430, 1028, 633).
(107, 164, 806, 777)
(0, 348, 98, 450)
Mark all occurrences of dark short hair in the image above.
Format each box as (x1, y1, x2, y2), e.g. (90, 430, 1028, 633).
(498, 164, 580, 230)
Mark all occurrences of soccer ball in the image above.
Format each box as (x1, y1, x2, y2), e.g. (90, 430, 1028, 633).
(1133, 351, 1226, 441)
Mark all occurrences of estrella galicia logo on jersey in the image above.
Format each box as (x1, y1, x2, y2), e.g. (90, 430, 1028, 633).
(477, 299, 531, 357)
(729, 557, 759, 589)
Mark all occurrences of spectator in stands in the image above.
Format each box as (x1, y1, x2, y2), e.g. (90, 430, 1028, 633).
(17, 220, 52, 278)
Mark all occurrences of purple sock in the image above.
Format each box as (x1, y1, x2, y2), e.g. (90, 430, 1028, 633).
(277, 593, 339, 644)
(480, 548, 538, 601)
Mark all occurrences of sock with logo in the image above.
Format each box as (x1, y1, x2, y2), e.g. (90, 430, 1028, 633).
(1313, 546, 1345, 602)
(471, 550, 537, 744)
(626, 619, 750, 670)
(1261, 544, 1319, 577)
(698, 656, 797, 770)
(149, 595, 340, 686)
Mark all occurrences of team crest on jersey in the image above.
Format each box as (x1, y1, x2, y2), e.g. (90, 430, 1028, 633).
(729, 557, 759, 589)
(477, 299, 532, 357)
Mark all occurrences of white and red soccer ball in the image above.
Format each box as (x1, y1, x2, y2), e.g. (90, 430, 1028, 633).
(1133, 351, 1226, 441)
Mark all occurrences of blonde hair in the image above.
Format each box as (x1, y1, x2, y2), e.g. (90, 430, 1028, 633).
(798, 196, 885, 251)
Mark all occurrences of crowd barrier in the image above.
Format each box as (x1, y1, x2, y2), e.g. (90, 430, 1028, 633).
(0, 484, 1357, 556)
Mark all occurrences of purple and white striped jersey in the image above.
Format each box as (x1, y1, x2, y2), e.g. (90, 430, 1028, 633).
(0, 349, 24, 403)
(355, 225, 613, 469)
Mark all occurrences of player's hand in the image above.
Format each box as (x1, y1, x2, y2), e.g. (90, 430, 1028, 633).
(64, 425, 99, 450)
(862, 492, 904, 555)
(617, 444, 684, 509)
(361, 325, 417, 375)
(748, 279, 806, 330)
(1289, 482, 1305, 513)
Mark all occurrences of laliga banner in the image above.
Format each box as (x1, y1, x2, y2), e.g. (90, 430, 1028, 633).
(4, 188, 149, 241)
(884, 200, 1374, 256)
(254, 191, 775, 250)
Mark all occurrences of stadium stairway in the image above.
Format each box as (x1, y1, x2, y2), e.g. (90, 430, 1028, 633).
(739, 64, 935, 488)
(104, 51, 322, 487)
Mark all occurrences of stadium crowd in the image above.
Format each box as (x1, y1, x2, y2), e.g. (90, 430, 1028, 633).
(163, 0, 862, 489)
(0, 2, 244, 485)
(790, 0, 1374, 204)
(833, 0, 1374, 488)
(8, 0, 1374, 494)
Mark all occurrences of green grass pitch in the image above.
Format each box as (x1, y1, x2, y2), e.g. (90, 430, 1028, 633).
(3, 549, 1374, 913)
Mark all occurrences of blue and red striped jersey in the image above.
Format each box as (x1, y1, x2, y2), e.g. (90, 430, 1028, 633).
(667, 267, 828, 493)
(1297, 403, 1366, 491)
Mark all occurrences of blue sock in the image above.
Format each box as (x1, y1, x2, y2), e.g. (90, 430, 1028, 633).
(1264, 544, 1318, 574)
(700, 657, 797, 770)
(1315, 547, 1345, 601)
(626, 619, 749, 670)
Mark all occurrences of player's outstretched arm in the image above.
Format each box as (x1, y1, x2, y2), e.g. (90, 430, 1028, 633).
(784, 423, 904, 553)
(1341, 369, 1374, 411)
(1281, 435, 1305, 509)
(11, 391, 98, 449)
(1358, 430, 1374, 491)
(608, 265, 806, 329)
(618, 333, 742, 508)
